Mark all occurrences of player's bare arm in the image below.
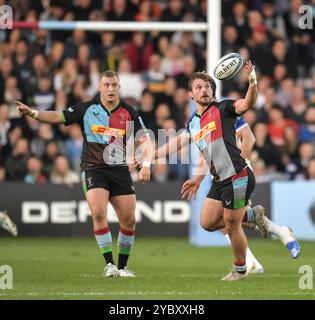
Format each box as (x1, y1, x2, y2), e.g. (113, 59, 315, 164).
(181, 153, 208, 200)
(234, 60, 258, 114)
(154, 131, 190, 161)
(15, 100, 65, 124)
(138, 134, 153, 183)
(237, 125, 256, 159)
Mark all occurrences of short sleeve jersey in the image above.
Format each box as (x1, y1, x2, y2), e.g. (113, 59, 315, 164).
(62, 95, 148, 171)
(186, 99, 247, 181)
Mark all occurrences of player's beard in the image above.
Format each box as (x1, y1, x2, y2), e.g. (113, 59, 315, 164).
(196, 96, 211, 106)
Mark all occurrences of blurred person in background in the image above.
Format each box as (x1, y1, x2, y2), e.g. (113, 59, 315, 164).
(0, 104, 11, 149)
(161, 43, 184, 77)
(117, 58, 144, 102)
(30, 123, 56, 158)
(5, 138, 29, 181)
(141, 53, 166, 93)
(252, 122, 285, 173)
(54, 58, 78, 95)
(33, 76, 55, 112)
(50, 155, 80, 185)
(285, 85, 308, 124)
(267, 105, 299, 151)
(299, 107, 315, 143)
(124, 31, 153, 73)
(42, 140, 62, 176)
(64, 124, 83, 173)
(137, 89, 157, 133)
(24, 155, 47, 184)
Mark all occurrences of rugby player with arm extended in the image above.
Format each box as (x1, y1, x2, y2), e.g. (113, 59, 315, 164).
(155, 61, 299, 280)
(15, 70, 152, 277)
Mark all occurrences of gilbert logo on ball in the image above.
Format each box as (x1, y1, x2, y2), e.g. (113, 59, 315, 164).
(214, 53, 244, 80)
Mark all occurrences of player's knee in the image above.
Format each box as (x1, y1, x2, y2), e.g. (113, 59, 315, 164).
(224, 218, 238, 233)
(92, 210, 106, 224)
(200, 219, 218, 232)
(120, 216, 136, 230)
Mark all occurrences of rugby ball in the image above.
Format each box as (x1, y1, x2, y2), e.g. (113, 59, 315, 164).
(214, 53, 243, 80)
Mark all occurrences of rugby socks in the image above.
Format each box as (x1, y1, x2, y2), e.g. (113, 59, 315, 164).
(233, 260, 247, 274)
(242, 207, 255, 224)
(225, 234, 258, 270)
(118, 228, 135, 270)
(94, 226, 114, 265)
(263, 217, 282, 238)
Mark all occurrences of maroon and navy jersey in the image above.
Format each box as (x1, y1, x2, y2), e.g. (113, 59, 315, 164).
(186, 99, 247, 181)
(62, 95, 147, 170)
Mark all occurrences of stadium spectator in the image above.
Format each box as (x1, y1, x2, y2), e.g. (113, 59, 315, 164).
(54, 58, 78, 95)
(292, 142, 315, 179)
(64, 124, 83, 172)
(261, 0, 287, 39)
(222, 25, 240, 55)
(299, 107, 315, 143)
(33, 76, 55, 112)
(30, 123, 56, 158)
(225, 1, 249, 46)
(0, 104, 11, 148)
(124, 32, 153, 73)
(270, 39, 297, 79)
(50, 155, 80, 185)
(5, 138, 29, 181)
(137, 90, 157, 133)
(134, 0, 161, 22)
(161, 43, 184, 76)
(42, 140, 62, 176)
(161, 0, 186, 22)
(285, 85, 308, 123)
(252, 122, 285, 172)
(175, 55, 196, 89)
(24, 155, 47, 184)
(267, 105, 299, 150)
(155, 103, 172, 130)
(141, 53, 166, 93)
(117, 58, 144, 102)
(4, 76, 22, 111)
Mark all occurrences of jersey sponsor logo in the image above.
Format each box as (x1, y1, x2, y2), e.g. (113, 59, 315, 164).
(193, 121, 216, 142)
(91, 125, 126, 137)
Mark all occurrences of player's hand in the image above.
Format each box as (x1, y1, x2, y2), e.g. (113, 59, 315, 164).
(245, 60, 257, 86)
(181, 179, 200, 200)
(15, 100, 33, 117)
(138, 166, 151, 183)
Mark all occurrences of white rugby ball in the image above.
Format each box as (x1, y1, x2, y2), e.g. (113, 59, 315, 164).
(214, 53, 243, 80)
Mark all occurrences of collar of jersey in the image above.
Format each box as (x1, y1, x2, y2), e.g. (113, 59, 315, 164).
(196, 101, 218, 118)
(97, 95, 120, 116)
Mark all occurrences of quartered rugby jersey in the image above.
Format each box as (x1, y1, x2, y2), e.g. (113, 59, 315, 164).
(62, 95, 147, 170)
(186, 99, 247, 182)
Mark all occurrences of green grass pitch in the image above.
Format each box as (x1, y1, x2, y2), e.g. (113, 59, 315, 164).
(0, 237, 314, 300)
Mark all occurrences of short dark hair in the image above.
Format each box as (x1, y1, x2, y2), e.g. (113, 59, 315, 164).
(188, 71, 216, 97)
(99, 70, 119, 80)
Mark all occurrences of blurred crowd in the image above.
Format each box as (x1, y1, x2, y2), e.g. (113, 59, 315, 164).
(0, 0, 315, 185)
